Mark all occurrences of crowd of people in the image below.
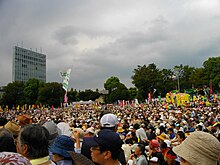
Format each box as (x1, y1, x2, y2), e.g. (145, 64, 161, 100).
(0, 98, 220, 165)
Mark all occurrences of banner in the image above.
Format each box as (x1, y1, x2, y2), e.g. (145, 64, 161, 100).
(60, 68, 71, 92)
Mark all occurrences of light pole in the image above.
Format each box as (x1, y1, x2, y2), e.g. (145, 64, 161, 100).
(173, 67, 182, 92)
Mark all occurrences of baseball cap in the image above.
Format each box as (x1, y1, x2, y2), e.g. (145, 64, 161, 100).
(100, 114, 118, 128)
(87, 129, 123, 152)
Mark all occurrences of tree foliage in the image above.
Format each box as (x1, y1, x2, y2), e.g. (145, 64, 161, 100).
(203, 57, 220, 90)
(38, 82, 65, 107)
(77, 89, 100, 101)
(1, 81, 25, 108)
(131, 63, 162, 100)
(23, 78, 44, 105)
(0, 57, 219, 106)
(104, 76, 130, 103)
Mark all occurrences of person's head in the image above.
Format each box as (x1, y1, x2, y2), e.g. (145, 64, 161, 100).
(0, 117, 8, 127)
(16, 124, 49, 160)
(89, 129, 123, 164)
(85, 127, 95, 137)
(173, 131, 220, 165)
(49, 135, 74, 162)
(160, 141, 168, 151)
(176, 131, 185, 143)
(149, 139, 160, 152)
(100, 114, 118, 132)
(0, 128, 16, 152)
(43, 120, 60, 146)
(168, 128, 174, 134)
(4, 121, 21, 139)
(134, 144, 145, 157)
(157, 133, 167, 143)
(133, 123, 140, 130)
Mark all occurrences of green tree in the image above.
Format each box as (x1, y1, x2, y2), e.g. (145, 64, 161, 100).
(131, 63, 162, 100)
(160, 69, 175, 95)
(203, 57, 220, 91)
(38, 82, 65, 107)
(104, 76, 120, 93)
(23, 78, 44, 105)
(104, 76, 130, 103)
(190, 68, 207, 88)
(67, 88, 78, 102)
(128, 87, 138, 99)
(173, 65, 195, 91)
(1, 81, 25, 108)
(78, 89, 100, 101)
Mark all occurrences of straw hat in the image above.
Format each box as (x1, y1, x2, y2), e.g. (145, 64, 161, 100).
(17, 115, 32, 126)
(117, 127, 125, 133)
(173, 131, 220, 165)
(157, 133, 167, 141)
(4, 121, 21, 137)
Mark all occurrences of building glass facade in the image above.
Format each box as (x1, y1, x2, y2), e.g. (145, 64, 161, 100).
(12, 46, 46, 83)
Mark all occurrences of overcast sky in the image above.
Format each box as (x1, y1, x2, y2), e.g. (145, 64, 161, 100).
(0, 0, 220, 90)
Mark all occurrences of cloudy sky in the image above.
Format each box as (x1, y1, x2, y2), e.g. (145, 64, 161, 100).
(0, 0, 220, 90)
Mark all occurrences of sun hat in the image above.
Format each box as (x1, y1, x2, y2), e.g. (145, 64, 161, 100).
(49, 135, 75, 158)
(173, 131, 220, 165)
(100, 113, 118, 128)
(157, 133, 167, 141)
(57, 122, 72, 136)
(68, 151, 95, 165)
(86, 129, 123, 152)
(117, 127, 125, 133)
(16, 114, 32, 126)
(4, 121, 21, 137)
(149, 157, 158, 162)
(0, 152, 31, 165)
(43, 121, 60, 145)
(86, 127, 95, 134)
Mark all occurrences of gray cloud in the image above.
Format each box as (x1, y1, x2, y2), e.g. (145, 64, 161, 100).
(1, 0, 220, 90)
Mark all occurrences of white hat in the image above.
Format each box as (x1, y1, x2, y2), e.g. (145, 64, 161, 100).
(100, 114, 118, 128)
(86, 127, 95, 134)
(164, 139, 171, 148)
(150, 157, 158, 162)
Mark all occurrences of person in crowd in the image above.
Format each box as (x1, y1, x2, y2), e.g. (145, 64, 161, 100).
(128, 144, 148, 165)
(4, 121, 20, 139)
(173, 131, 220, 165)
(160, 141, 176, 165)
(148, 139, 165, 165)
(0, 152, 31, 165)
(16, 124, 56, 165)
(0, 117, 8, 127)
(42, 120, 61, 146)
(167, 128, 175, 140)
(0, 128, 16, 152)
(49, 135, 75, 165)
(89, 129, 123, 165)
(82, 113, 126, 165)
(146, 126, 156, 141)
(134, 123, 148, 144)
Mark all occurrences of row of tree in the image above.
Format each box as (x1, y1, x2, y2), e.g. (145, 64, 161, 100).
(0, 79, 101, 108)
(0, 57, 219, 107)
(104, 57, 220, 102)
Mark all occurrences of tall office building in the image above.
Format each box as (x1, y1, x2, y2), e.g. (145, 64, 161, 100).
(12, 46, 46, 83)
